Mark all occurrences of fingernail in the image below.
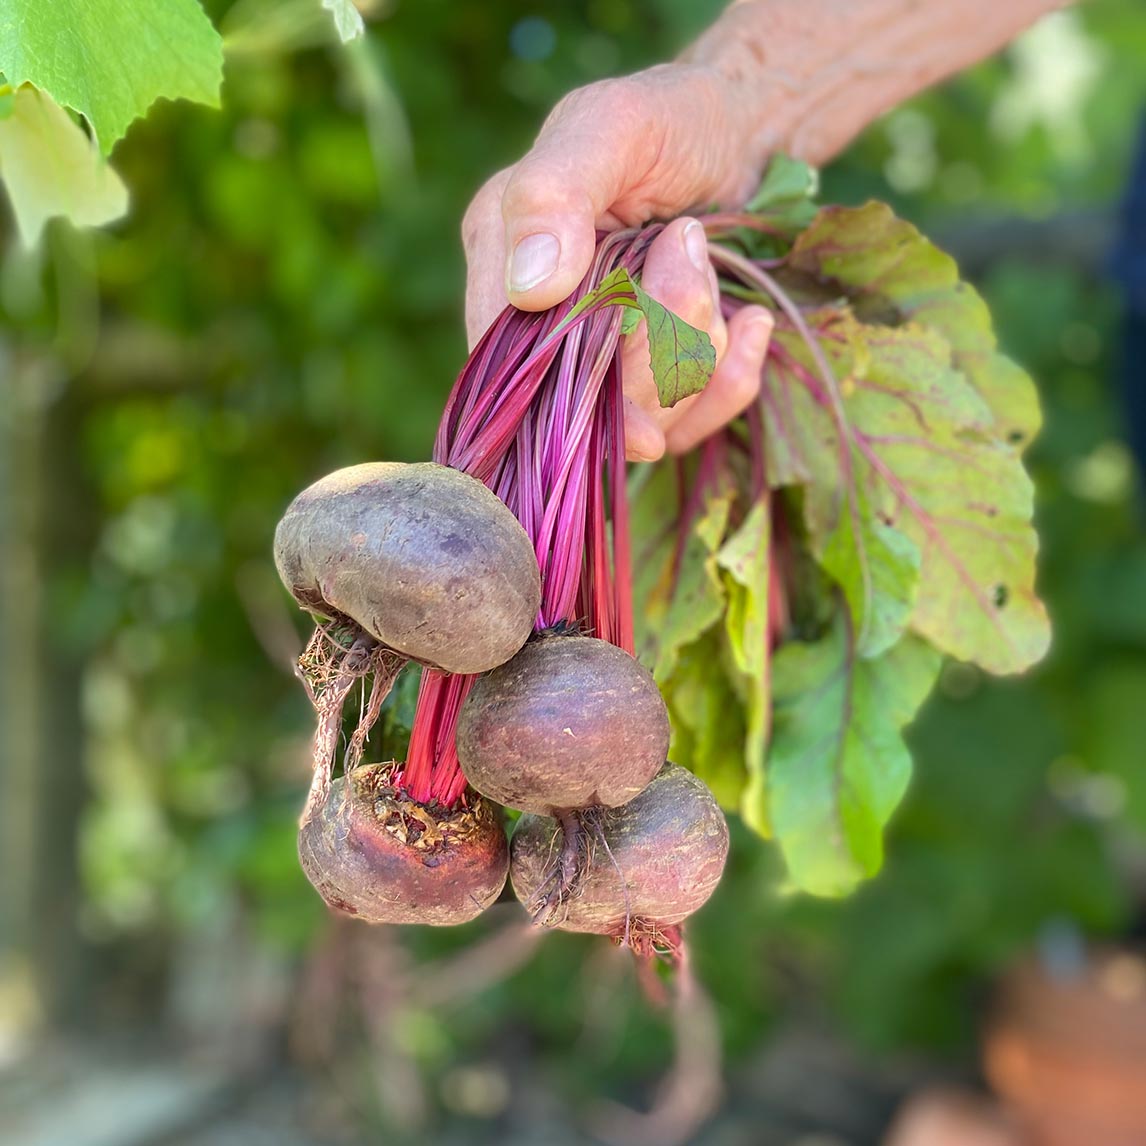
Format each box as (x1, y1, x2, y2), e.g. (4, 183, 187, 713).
(508, 232, 560, 293)
(683, 221, 708, 273)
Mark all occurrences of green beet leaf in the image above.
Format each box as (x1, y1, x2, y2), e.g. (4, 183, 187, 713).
(0, 0, 223, 153)
(765, 307, 1049, 674)
(630, 461, 733, 681)
(820, 477, 921, 659)
(630, 274, 718, 406)
(716, 499, 773, 834)
(564, 266, 717, 407)
(767, 617, 941, 896)
(786, 202, 1042, 451)
(745, 153, 819, 233)
(661, 631, 749, 811)
(754, 199, 1051, 674)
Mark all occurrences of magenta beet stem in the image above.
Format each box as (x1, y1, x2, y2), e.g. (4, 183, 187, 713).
(403, 233, 651, 808)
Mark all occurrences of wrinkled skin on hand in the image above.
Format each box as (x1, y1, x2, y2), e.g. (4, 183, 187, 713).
(462, 66, 774, 463)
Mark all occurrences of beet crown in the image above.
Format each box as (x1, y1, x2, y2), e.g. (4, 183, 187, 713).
(298, 762, 509, 927)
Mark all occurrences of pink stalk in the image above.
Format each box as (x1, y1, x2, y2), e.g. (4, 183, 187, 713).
(402, 232, 653, 808)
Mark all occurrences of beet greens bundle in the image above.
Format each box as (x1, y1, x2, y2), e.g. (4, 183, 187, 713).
(273, 156, 1049, 941)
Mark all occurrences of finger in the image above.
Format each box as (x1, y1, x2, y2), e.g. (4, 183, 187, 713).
(500, 79, 675, 313)
(624, 397, 667, 463)
(663, 305, 773, 455)
(463, 169, 513, 347)
(620, 217, 727, 434)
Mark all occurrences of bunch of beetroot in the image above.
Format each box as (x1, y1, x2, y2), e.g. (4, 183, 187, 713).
(276, 154, 1050, 950)
(274, 226, 729, 956)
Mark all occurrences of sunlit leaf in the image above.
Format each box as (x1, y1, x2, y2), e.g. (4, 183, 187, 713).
(0, 85, 128, 246)
(0, 0, 223, 153)
(760, 203, 1050, 674)
(321, 0, 365, 43)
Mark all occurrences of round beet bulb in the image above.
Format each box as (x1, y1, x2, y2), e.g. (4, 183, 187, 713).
(275, 462, 541, 675)
(456, 631, 670, 815)
(510, 763, 728, 935)
(299, 762, 509, 926)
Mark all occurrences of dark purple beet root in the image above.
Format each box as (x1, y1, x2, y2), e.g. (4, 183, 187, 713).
(298, 762, 508, 926)
(274, 462, 541, 675)
(456, 632, 670, 815)
(510, 763, 728, 937)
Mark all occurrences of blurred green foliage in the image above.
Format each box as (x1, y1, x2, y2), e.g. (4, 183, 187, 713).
(4, 0, 1146, 1122)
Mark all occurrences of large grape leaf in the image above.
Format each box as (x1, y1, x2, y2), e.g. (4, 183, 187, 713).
(0, 86, 128, 245)
(0, 0, 223, 154)
(767, 618, 941, 896)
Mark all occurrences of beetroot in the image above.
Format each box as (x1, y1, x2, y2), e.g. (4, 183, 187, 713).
(274, 462, 541, 675)
(298, 761, 509, 926)
(510, 764, 728, 938)
(455, 631, 670, 815)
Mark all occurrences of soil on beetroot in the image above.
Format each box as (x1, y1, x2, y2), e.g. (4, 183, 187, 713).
(510, 763, 729, 939)
(456, 631, 670, 816)
(274, 461, 541, 675)
(298, 762, 509, 927)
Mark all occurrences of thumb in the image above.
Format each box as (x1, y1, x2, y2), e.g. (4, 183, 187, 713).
(500, 83, 654, 311)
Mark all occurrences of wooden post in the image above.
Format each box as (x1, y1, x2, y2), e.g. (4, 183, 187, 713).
(0, 346, 87, 1037)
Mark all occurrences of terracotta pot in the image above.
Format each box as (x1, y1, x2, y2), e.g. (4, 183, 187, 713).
(983, 947, 1146, 1146)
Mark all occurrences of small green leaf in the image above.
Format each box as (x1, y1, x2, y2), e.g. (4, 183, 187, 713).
(767, 618, 941, 896)
(716, 499, 772, 834)
(562, 266, 716, 407)
(745, 153, 819, 231)
(321, 0, 365, 43)
(747, 154, 818, 211)
(620, 305, 642, 336)
(0, 0, 224, 154)
(0, 86, 128, 247)
(629, 275, 717, 406)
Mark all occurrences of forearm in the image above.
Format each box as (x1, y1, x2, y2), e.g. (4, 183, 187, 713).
(684, 0, 1072, 170)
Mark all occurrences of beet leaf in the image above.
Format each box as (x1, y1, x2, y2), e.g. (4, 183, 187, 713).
(767, 617, 941, 896)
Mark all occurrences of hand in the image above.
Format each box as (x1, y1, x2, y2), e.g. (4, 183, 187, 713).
(462, 64, 774, 462)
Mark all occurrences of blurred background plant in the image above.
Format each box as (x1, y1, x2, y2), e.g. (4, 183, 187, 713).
(2, 1, 1145, 1143)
